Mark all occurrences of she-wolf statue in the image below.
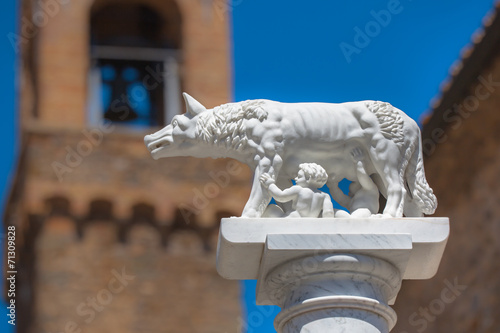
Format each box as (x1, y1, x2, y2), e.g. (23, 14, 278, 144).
(144, 93, 437, 218)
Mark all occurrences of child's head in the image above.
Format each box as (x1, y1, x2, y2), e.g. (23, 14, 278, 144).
(298, 163, 328, 188)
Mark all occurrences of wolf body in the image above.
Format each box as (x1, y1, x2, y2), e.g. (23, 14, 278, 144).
(145, 93, 437, 218)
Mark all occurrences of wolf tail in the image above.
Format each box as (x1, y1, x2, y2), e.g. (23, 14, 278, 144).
(405, 135, 437, 215)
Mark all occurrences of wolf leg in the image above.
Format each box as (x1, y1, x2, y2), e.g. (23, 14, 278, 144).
(349, 163, 379, 215)
(241, 154, 282, 218)
(349, 148, 379, 215)
(242, 164, 271, 218)
(368, 136, 406, 217)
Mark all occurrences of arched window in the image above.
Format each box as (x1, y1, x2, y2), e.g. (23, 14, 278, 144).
(88, 2, 182, 128)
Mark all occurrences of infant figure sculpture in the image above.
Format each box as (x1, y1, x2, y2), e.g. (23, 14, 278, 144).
(259, 163, 336, 218)
(144, 93, 437, 218)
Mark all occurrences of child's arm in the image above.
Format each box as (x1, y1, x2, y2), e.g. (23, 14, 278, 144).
(322, 193, 336, 217)
(268, 184, 301, 202)
(260, 174, 300, 202)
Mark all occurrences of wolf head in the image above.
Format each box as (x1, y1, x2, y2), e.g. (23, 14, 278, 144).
(144, 93, 208, 160)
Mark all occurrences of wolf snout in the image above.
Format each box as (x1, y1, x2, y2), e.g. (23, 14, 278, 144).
(144, 134, 153, 146)
(146, 137, 172, 152)
(144, 134, 158, 152)
(144, 135, 157, 151)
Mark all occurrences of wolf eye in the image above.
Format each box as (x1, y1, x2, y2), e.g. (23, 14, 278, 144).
(172, 119, 178, 127)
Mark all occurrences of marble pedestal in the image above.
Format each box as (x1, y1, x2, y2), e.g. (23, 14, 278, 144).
(216, 218, 449, 333)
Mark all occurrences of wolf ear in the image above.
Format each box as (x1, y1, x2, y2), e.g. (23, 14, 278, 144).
(183, 92, 206, 116)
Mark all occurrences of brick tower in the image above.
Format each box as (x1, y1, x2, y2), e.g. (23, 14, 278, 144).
(5, 1, 251, 332)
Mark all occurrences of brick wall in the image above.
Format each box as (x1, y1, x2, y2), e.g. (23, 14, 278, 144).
(33, 216, 241, 333)
(392, 54, 500, 333)
(13, 0, 246, 332)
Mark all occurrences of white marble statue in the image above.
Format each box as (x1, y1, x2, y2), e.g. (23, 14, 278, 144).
(144, 93, 437, 218)
(259, 163, 336, 218)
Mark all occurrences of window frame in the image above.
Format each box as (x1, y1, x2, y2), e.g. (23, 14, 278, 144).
(88, 45, 181, 129)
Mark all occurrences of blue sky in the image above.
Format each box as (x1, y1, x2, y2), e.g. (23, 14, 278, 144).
(232, 0, 495, 120)
(0, 0, 495, 332)
(0, 0, 17, 332)
(0, 1, 18, 215)
(232, 0, 495, 332)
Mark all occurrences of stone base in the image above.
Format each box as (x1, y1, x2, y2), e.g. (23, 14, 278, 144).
(216, 218, 449, 333)
(270, 253, 399, 333)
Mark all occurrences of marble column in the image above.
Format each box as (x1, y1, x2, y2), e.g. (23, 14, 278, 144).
(216, 218, 449, 333)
